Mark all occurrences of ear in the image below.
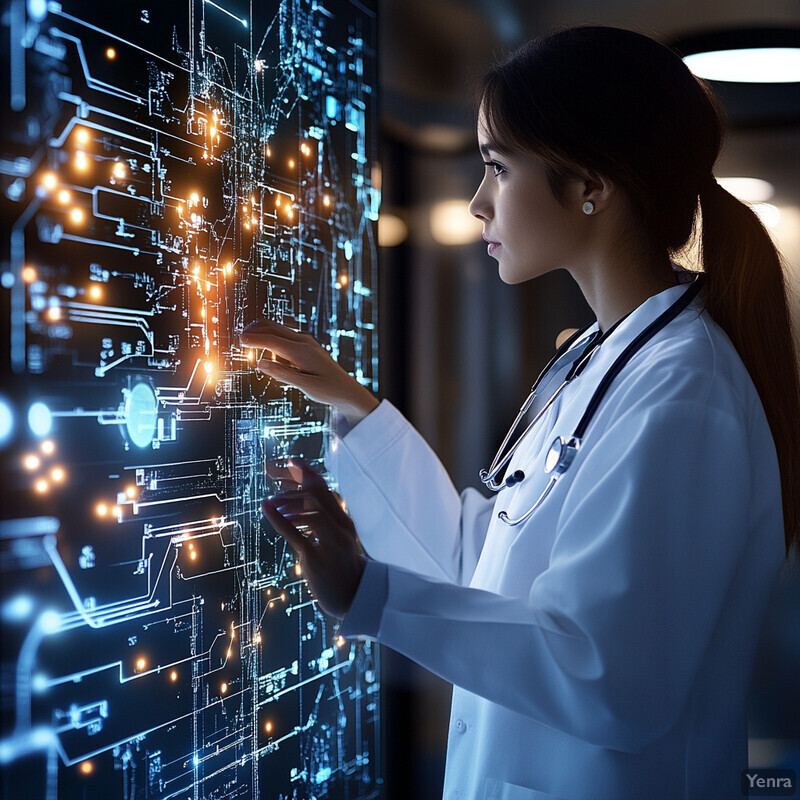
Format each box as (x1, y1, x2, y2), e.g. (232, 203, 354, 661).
(574, 169, 616, 213)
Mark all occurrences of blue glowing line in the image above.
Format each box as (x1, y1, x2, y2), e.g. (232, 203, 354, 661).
(203, 0, 248, 28)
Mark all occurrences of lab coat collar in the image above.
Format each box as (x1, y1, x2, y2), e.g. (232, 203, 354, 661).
(576, 269, 704, 383)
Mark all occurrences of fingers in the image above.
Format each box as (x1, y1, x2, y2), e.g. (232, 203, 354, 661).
(262, 498, 308, 555)
(284, 460, 354, 530)
(240, 321, 319, 367)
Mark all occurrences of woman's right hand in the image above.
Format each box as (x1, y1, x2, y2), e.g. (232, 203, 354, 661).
(240, 320, 379, 427)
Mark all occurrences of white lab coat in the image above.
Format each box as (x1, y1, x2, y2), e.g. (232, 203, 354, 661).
(329, 281, 785, 800)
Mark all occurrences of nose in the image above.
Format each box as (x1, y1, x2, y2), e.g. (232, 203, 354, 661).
(468, 175, 492, 222)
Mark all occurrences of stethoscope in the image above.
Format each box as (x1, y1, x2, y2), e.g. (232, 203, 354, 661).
(480, 274, 705, 526)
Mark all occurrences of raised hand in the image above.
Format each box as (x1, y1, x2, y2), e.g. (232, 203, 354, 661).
(240, 320, 379, 427)
(262, 459, 366, 620)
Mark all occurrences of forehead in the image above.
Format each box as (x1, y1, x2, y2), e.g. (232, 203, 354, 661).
(476, 106, 516, 156)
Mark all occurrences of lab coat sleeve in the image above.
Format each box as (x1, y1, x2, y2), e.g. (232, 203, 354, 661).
(340, 400, 769, 753)
(325, 400, 494, 584)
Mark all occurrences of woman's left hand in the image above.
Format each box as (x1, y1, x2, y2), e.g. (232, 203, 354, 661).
(262, 460, 366, 620)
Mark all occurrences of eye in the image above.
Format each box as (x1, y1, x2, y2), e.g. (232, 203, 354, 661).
(483, 160, 506, 177)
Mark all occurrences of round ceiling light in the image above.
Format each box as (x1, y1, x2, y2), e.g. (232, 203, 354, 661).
(676, 27, 800, 84)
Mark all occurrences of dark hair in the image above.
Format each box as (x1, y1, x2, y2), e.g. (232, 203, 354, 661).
(479, 26, 800, 558)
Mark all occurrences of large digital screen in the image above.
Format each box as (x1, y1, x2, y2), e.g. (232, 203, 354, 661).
(0, 0, 381, 797)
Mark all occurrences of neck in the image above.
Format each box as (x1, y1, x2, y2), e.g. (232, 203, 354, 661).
(568, 249, 676, 332)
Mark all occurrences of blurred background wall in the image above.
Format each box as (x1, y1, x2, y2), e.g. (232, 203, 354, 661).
(370, 1, 800, 796)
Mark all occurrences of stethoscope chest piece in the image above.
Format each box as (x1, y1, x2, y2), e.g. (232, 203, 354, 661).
(544, 436, 580, 475)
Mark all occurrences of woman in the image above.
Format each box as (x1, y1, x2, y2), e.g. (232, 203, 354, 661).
(242, 26, 800, 800)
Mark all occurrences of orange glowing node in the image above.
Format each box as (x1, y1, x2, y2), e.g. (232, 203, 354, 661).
(170, 670, 178, 682)
(136, 658, 146, 671)
(265, 146, 272, 158)
(96, 503, 108, 517)
(111, 505, 121, 516)
(70, 208, 84, 223)
(126, 485, 137, 499)
(323, 195, 331, 207)
(23, 454, 40, 470)
(275, 196, 281, 207)
(286, 209, 294, 220)
(112, 162, 126, 178)
(34, 479, 49, 494)
(254, 632, 262, 644)
(51, 467, 65, 482)
(220, 682, 228, 695)
(46, 306, 61, 321)
(336, 635, 346, 648)
(339, 274, 349, 287)
(190, 551, 197, 561)
(89, 285, 102, 300)
(79, 761, 93, 775)
(76, 128, 89, 145)
(57, 189, 71, 204)
(227, 648, 232, 658)
(106, 47, 116, 60)
(288, 159, 295, 169)
(42, 172, 57, 190)
(265, 721, 273, 734)
(41, 440, 55, 455)
(294, 563, 301, 576)
(189, 192, 200, 205)
(22, 266, 37, 283)
(74, 153, 88, 171)
(204, 361, 213, 374)
(225, 262, 233, 275)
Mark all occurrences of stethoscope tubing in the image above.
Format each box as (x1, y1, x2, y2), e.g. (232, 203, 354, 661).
(486, 274, 706, 525)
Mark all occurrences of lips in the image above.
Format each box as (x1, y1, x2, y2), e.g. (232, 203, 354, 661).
(482, 233, 500, 246)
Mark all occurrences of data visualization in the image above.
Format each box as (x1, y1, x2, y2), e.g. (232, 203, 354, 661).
(0, 0, 380, 797)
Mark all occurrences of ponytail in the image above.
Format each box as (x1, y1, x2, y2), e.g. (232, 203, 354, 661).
(480, 25, 800, 559)
(700, 183, 800, 559)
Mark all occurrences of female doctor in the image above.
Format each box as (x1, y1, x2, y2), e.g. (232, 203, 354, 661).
(243, 26, 800, 800)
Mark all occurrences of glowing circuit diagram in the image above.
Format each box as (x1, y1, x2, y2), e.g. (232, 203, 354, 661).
(0, 0, 381, 797)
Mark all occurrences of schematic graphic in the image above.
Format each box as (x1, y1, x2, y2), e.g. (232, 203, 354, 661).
(0, 0, 381, 797)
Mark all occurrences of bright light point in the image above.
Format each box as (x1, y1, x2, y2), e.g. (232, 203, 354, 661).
(41, 439, 55, 454)
(32, 673, 48, 692)
(89, 285, 102, 300)
(51, 467, 65, 482)
(40, 610, 61, 634)
(227, 648, 232, 657)
(79, 761, 93, 775)
(106, 47, 116, 60)
(190, 551, 197, 560)
(378, 212, 408, 247)
(323, 195, 331, 207)
(336, 635, 345, 647)
(286, 209, 293, 220)
(294, 563, 301, 575)
(190, 192, 199, 205)
(254, 632, 262, 643)
(34, 478, 48, 493)
(225, 262, 232, 275)
(288, 159, 295, 169)
(220, 682, 228, 694)
(265, 721, 272, 733)
(96, 503, 108, 517)
(193, 755, 199, 767)
(170, 670, 178, 682)
(244, 222, 250, 230)
(338, 274, 348, 287)
(76, 129, 89, 144)
(42, 172, 57, 190)
(126, 485, 137, 498)
(266, 147, 271, 158)
(430, 199, 482, 245)
(74, 152, 88, 171)
(70, 208, 84, 223)
(22, 266, 37, 283)
(28, 402, 52, 436)
(254, 59, 263, 72)
(112, 162, 126, 178)
(24, 454, 40, 470)
(717, 177, 775, 203)
(112, 505, 121, 516)
(275, 196, 281, 207)
(136, 658, 146, 671)
(752, 202, 781, 229)
(46, 306, 61, 321)
(204, 361, 213, 374)
(280, 592, 286, 601)
(3, 595, 34, 621)
(684, 48, 800, 83)
(247, 350, 254, 362)
(201, 307, 206, 319)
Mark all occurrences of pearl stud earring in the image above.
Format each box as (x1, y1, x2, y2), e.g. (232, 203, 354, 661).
(582, 201, 594, 215)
